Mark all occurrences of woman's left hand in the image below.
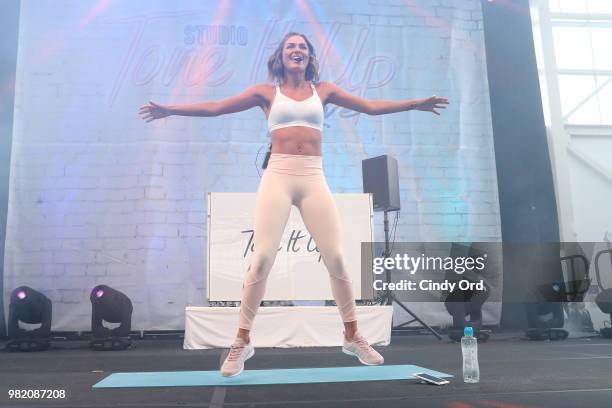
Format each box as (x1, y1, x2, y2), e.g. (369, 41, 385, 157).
(414, 96, 449, 115)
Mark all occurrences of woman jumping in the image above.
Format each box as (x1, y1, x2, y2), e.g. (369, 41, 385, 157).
(139, 32, 448, 377)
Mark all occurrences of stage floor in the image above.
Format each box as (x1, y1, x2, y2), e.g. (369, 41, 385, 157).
(1, 332, 612, 408)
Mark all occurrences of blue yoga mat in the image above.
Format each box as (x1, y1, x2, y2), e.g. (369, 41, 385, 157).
(93, 365, 452, 388)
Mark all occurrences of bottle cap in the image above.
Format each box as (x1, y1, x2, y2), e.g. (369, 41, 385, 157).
(464, 326, 474, 337)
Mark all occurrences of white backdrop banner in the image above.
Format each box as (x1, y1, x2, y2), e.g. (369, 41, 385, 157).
(4, 0, 500, 330)
(207, 193, 374, 301)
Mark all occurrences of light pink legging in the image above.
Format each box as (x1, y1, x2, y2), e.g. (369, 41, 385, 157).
(238, 153, 357, 330)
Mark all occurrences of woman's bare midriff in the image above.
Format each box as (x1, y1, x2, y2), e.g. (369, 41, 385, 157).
(270, 126, 322, 156)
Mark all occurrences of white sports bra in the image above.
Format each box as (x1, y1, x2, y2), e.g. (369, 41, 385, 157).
(267, 83, 324, 132)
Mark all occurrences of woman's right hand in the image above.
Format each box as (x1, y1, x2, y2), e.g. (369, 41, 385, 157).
(139, 101, 171, 122)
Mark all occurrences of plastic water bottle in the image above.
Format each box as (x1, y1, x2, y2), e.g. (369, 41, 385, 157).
(461, 326, 480, 383)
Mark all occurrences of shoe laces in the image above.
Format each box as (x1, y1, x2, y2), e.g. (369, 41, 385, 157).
(228, 343, 245, 361)
(352, 336, 373, 352)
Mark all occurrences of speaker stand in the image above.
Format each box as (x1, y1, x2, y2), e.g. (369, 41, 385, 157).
(378, 210, 442, 340)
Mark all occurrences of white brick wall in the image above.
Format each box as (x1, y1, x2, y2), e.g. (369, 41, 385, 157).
(4, 0, 500, 330)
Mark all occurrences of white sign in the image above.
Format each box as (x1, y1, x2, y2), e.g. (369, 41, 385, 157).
(207, 193, 374, 301)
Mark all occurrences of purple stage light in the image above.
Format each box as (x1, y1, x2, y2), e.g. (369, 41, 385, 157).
(94, 288, 104, 298)
(17, 290, 27, 300)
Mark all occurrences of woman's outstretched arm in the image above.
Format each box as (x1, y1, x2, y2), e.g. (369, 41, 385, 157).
(139, 85, 267, 122)
(323, 82, 449, 116)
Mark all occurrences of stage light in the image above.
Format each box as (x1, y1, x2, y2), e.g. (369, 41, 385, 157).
(6, 286, 52, 352)
(594, 249, 612, 338)
(444, 243, 490, 342)
(89, 284, 133, 350)
(525, 282, 569, 341)
(595, 289, 612, 338)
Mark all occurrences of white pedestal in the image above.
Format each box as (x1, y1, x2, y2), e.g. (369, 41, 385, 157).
(183, 306, 393, 349)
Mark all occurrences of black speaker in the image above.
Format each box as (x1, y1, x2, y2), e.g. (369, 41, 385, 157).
(362, 155, 400, 212)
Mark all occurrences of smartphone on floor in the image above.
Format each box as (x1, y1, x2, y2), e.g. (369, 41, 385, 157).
(413, 373, 450, 385)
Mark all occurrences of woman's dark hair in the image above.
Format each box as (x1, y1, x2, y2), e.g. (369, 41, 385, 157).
(267, 32, 319, 83)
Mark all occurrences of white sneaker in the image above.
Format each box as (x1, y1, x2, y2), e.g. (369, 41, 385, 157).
(342, 332, 384, 365)
(220, 338, 254, 377)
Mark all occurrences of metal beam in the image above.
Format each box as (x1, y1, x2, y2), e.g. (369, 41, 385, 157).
(567, 143, 612, 185)
(532, 0, 577, 242)
(563, 76, 612, 121)
(550, 12, 612, 21)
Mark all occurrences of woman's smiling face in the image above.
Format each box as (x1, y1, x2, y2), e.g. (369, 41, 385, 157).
(282, 35, 310, 74)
